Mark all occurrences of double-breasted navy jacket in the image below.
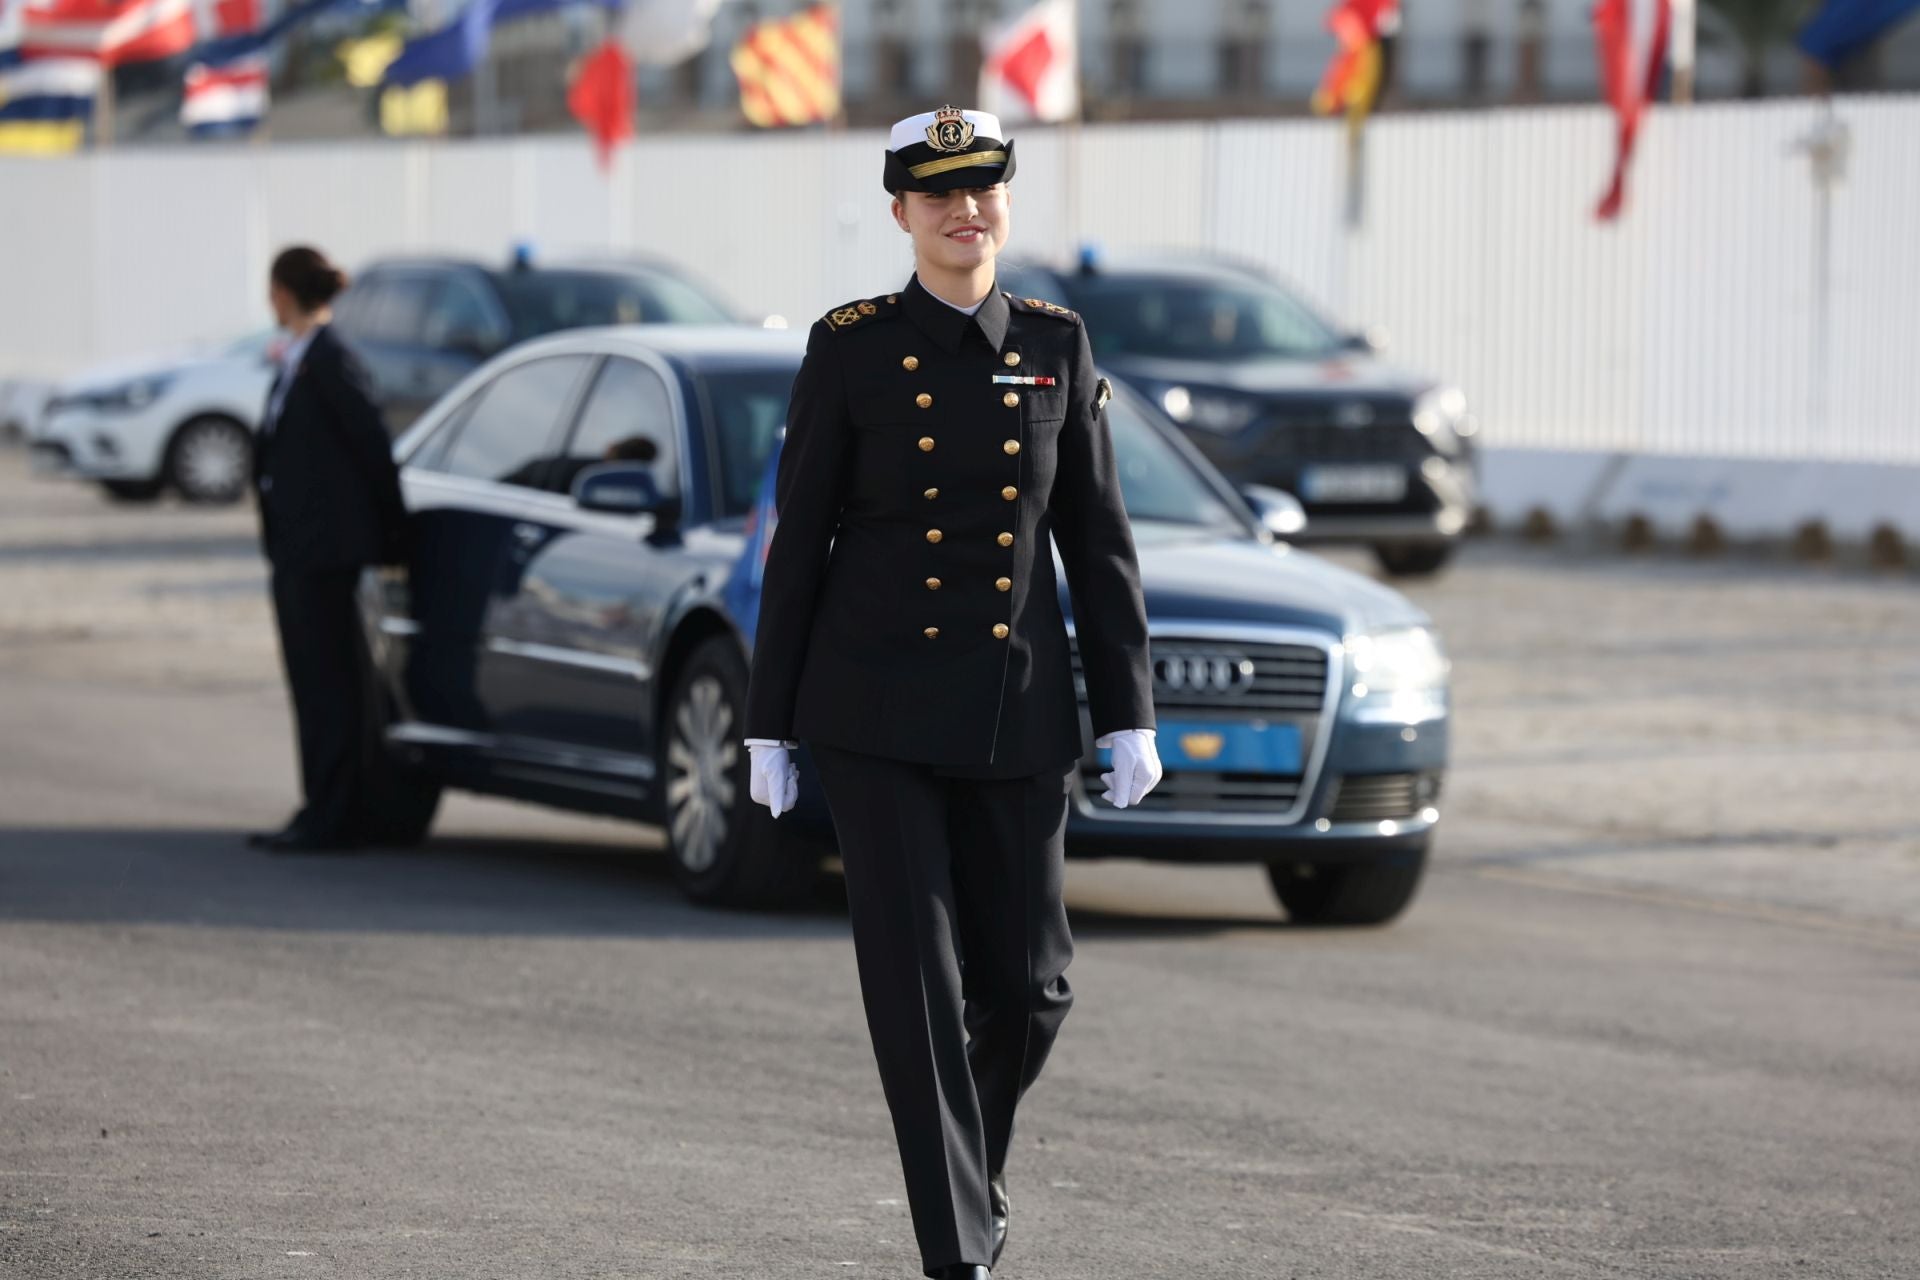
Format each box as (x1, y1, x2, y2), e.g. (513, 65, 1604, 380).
(743, 274, 1154, 778)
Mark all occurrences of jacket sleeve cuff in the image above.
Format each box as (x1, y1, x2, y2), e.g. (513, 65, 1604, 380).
(744, 737, 800, 749)
(1094, 728, 1156, 749)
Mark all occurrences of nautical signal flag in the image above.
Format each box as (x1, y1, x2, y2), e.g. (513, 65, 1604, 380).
(1591, 0, 1669, 220)
(1311, 0, 1397, 120)
(0, 49, 100, 153)
(567, 36, 632, 171)
(380, 75, 445, 134)
(179, 52, 265, 135)
(16, 0, 197, 65)
(979, 0, 1077, 123)
(730, 2, 837, 129)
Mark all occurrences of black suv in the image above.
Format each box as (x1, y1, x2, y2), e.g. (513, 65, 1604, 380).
(329, 251, 751, 430)
(997, 253, 1478, 577)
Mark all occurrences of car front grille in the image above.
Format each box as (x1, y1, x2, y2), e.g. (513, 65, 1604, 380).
(1325, 772, 1439, 822)
(1256, 416, 1432, 465)
(1070, 637, 1329, 714)
(1077, 763, 1303, 814)
(1068, 633, 1335, 822)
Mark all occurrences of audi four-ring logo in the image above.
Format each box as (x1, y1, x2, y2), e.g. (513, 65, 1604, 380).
(1153, 652, 1256, 694)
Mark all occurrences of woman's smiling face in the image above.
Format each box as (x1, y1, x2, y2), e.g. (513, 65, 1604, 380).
(893, 183, 1012, 273)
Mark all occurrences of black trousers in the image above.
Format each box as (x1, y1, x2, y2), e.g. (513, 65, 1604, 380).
(810, 742, 1077, 1277)
(269, 567, 369, 837)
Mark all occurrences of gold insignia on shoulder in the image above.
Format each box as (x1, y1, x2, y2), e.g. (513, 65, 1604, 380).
(1023, 297, 1045, 308)
(1095, 377, 1113, 409)
(925, 105, 975, 153)
(829, 306, 861, 328)
(857, 301, 877, 315)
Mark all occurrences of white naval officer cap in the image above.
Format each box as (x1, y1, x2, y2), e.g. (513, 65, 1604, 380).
(883, 105, 1018, 195)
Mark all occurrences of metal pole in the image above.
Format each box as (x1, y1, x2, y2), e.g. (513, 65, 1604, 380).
(1670, 0, 1696, 104)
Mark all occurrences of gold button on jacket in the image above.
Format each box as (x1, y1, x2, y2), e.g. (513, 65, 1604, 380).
(743, 275, 1155, 778)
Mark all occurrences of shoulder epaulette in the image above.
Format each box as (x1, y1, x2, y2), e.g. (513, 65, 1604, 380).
(1007, 292, 1078, 322)
(822, 293, 900, 332)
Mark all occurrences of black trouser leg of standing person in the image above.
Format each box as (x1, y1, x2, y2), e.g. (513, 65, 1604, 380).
(810, 742, 1076, 1278)
(270, 567, 369, 840)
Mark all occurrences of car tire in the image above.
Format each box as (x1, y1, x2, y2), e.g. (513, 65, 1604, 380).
(1373, 542, 1455, 578)
(100, 478, 165, 502)
(1266, 842, 1428, 926)
(165, 415, 253, 505)
(356, 659, 442, 847)
(664, 635, 819, 907)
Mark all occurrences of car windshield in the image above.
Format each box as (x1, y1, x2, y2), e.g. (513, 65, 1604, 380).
(697, 365, 1249, 536)
(498, 269, 732, 339)
(1068, 274, 1343, 361)
(222, 329, 278, 359)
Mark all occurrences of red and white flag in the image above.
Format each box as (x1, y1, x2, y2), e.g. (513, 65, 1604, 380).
(979, 0, 1077, 124)
(1591, 0, 1669, 220)
(19, 0, 197, 64)
(181, 54, 265, 131)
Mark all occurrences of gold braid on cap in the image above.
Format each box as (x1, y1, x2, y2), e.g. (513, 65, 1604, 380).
(906, 149, 1009, 180)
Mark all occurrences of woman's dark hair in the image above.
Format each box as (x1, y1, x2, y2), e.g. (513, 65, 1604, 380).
(270, 245, 349, 311)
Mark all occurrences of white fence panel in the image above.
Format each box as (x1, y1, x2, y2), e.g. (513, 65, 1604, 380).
(2, 95, 1915, 463)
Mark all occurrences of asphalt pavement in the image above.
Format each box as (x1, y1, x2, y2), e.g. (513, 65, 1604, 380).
(3, 452, 1917, 1279)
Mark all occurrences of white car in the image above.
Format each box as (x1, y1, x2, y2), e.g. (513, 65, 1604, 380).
(29, 330, 281, 504)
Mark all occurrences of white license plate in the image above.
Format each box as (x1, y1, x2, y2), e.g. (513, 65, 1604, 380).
(1300, 464, 1407, 503)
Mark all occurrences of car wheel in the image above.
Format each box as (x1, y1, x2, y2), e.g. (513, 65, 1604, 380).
(1373, 542, 1455, 578)
(165, 415, 252, 505)
(1266, 842, 1428, 925)
(355, 658, 441, 847)
(99, 478, 165, 502)
(664, 636, 818, 907)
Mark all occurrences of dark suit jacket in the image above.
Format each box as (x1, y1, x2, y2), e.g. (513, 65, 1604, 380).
(743, 274, 1155, 777)
(253, 323, 409, 573)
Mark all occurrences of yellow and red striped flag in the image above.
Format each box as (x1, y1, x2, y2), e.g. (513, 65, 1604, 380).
(730, 2, 838, 128)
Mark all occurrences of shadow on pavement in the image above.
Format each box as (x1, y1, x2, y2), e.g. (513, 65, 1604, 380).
(0, 825, 1295, 939)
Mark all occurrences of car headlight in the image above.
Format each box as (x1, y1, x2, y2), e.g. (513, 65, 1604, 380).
(1411, 385, 1472, 450)
(75, 375, 175, 413)
(1161, 385, 1258, 433)
(1344, 626, 1449, 721)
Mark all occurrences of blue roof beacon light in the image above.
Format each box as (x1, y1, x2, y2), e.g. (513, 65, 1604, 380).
(1076, 241, 1103, 274)
(510, 240, 536, 271)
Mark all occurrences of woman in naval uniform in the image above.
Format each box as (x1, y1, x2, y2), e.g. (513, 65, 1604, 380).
(741, 106, 1163, 1280)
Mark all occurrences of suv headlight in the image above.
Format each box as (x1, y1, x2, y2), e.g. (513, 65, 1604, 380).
(1161, 385, 1259, 433)
(1344, 626, 1449, 722)
(1411, 385, 1472, 451)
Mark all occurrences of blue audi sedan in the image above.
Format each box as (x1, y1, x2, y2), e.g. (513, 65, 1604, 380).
(357, 325, 1450, 925)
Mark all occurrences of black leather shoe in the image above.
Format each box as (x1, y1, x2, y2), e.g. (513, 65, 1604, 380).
(260, 827, 362, 854)
(246, 820, 304, 849)
(988, 1170, 1009, 1267)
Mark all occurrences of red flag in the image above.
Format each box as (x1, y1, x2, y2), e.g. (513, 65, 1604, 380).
(1591, 0, 1670, 220)
(567, 37, 633, 171)
(1311, 0, 1396, 116)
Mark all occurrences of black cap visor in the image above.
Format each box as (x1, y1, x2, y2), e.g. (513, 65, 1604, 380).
(884, 137, 1018, 194)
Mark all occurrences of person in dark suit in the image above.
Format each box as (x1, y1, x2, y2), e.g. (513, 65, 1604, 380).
(248, 245, 410, 854)
(741, 108, 1164, 1279)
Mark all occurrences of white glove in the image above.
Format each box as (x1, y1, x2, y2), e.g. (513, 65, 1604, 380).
(745, 740, 799, 818)
(1096, 728, 1162, 808)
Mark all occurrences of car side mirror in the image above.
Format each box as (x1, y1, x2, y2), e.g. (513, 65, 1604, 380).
(444, 330, 495, 361)
(1241, 484, 1308, 540)
(1341, 325, 1389, 356)
(573, 462, 666, 515)
(573, 463, 684, 542)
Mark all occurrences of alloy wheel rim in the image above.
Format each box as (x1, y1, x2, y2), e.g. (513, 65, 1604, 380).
(179, 424, 247, 497)
(665, 674, 737, 874)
